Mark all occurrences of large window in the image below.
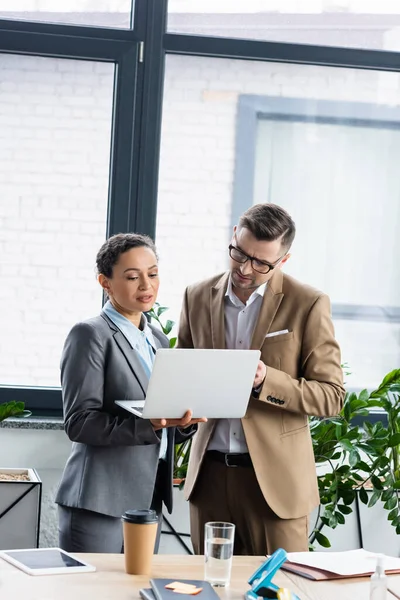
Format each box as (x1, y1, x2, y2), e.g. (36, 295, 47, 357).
(155, 54, 400, 390)
(168, 1, 400, 52)
(2, 0, 400, 411)
(0, 54, 114, 387)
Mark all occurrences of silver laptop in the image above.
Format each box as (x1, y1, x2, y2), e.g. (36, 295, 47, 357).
(115, 348, 260, 419)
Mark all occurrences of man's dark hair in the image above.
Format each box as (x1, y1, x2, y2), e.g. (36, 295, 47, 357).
(96, 233, 158, 278)
(238, 203, 296, 250)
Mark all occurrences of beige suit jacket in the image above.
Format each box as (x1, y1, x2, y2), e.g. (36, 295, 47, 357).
(177, 269, 345, 520)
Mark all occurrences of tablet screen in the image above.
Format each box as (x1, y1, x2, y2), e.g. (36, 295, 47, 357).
(3, 549, 87, 570)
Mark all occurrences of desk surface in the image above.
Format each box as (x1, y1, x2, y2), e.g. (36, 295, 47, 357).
(0, 554, 400, 600)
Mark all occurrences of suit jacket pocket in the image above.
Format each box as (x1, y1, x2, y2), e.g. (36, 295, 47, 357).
(262, 331, 294, 345)
(280, 423, 309, 438)
(281, 413, 308, 436)
(261, 330, 297, 372)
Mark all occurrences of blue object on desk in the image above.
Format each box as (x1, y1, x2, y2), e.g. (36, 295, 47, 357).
(245, 548, 301, 600)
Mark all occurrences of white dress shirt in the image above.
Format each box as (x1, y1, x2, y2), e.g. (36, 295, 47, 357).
(208, 278, 267, 453)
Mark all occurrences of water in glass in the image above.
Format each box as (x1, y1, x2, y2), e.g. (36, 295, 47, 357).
(204, 536, 234, 586)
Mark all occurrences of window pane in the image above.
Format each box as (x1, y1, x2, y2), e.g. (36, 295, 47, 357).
(0, 0, 132, 29)
(168, 0, 400, 52)
(0, 54, 114, 387)
(155, 54, 400, 390)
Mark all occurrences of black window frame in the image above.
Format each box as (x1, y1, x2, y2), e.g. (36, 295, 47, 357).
(1, 1, 400, 415)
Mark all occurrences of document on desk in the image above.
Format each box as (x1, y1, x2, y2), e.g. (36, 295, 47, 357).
(281, 548, 400, 580)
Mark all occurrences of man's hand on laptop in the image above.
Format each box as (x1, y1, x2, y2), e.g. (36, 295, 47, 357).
(150, 410, 207, 430)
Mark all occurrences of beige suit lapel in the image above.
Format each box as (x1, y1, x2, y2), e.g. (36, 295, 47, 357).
(210, 272, 229, 349)
(196, 273, 230, 448)
(251, 269, 285, 349)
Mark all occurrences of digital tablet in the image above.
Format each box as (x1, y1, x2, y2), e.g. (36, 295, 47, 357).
(0, 547, 96, 576)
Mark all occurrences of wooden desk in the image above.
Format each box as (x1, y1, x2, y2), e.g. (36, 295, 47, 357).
(0, 554, 399, 600)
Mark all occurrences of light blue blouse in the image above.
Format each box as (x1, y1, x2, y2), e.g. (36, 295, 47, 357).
(103, 300, 167, 459)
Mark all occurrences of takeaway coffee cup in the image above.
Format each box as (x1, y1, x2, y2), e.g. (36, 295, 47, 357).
(122, 509, 158, 575)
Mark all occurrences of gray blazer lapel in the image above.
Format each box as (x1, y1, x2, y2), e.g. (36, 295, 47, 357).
(101, 313, 149, 395)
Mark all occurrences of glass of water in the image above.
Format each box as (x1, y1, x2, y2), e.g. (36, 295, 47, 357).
(204, 521, 235, 587)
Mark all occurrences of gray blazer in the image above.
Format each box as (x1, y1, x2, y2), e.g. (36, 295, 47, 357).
(55, 312, 189, 517)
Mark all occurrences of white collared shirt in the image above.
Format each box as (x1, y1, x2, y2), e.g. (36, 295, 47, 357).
(208, 278, 267, 453)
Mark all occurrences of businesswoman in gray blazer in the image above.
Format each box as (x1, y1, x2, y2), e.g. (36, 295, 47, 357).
(56, 233, 203, 553)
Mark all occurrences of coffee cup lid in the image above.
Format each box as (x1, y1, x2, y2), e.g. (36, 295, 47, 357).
(122, 509, 158, 524)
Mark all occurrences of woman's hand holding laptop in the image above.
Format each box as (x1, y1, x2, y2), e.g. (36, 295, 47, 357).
(150, 410, 207, 430)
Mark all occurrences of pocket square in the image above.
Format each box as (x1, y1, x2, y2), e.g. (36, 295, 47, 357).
(265, 329, 289, 338)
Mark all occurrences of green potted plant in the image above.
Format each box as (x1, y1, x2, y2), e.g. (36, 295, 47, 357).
(0, 401, 41, 549)
(0, 401, 26, 423)
(310, 368, 400, 549)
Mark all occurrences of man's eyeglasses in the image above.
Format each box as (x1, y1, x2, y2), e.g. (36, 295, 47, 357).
(228, 244, 286, 274)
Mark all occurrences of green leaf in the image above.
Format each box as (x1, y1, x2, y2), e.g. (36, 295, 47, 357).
(343, 395, 354, 422)
(336, 465, 351, 475)
(157, 306, 169, 317)
(371, 475, 384, 490)
(335, 511, 345, 525)
(364, 421, 374, 435)
(340, 489, 356, 505)
(388, 433, 400, 447)
(339, 439, 354, 452)
(331, 452, 342, 460)
(378, 456, 391, 468)
(368, 490, 381, 508)
(349, 449, 360, 467)
(384, 496, 398, 511)
(388, 508, 398, 521)
(337, 504, 353, 515)
(359, 487, 368, 505)
(392, 481, 400, 490)
(328, 514, 338, 528)
(373, 428, 389, 439)
(169, 337, 177, 348)
(382, 489, 395, 501)
(163, 319, 174, 335)
(370, 369, 400, 398)
(350, 399, 368, 411)
(357, 461, 371, 473)
(315, 531, 331, 548)
(335, 423, 342, 439)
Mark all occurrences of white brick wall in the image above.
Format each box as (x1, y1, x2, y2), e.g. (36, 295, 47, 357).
(0, 55, 113, 386)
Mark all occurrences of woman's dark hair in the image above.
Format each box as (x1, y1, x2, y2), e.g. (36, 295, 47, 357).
(96, 233, 158, 278)
(238, 203, 296, 251)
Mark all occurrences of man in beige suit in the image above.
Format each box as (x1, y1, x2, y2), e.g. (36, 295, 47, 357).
(177, 203, 345, 555)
